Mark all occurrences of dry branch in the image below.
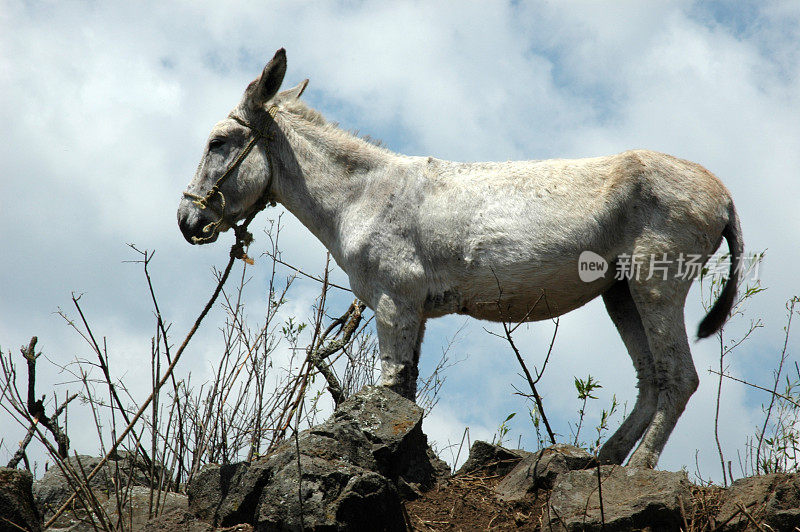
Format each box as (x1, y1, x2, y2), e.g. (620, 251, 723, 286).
(20, 337, 71, 459)
(7, 390, 77, 469)
(43, 222, 250, 529)
(308, 300, 366, 406)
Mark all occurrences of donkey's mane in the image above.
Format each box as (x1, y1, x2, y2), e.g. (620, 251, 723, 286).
(278, 98, 388, 150)
(279, 98, 328, 126)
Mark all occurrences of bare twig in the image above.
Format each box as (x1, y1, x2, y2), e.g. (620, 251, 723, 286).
(735, 502, 767, 531)
(596, 462, 605, 527)
(756, 296, 798, 473)
(714, 328, 728, 487)
(264, 250, 352, 292)
(708, 370, 800, 409)
(44, 223, 247, 530)
(488, 301, 557, 444)
(308, 301, 366, 406)
(7, 392, 77, 469)
(485, 272, 557, 445)
(502, 320, 556, 445)
(129, 244, 188, 488)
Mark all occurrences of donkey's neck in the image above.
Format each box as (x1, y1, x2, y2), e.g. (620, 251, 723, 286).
(273, 106, 395, 259)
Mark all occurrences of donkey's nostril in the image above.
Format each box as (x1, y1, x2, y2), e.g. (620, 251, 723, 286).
(178, 213, 195, 243)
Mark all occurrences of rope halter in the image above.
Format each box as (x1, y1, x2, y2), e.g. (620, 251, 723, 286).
(183, 106, 279, 244)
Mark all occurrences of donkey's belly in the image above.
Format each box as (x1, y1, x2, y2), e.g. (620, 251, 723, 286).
(425, 272, 615, 322)
(465, 283, 611, 322)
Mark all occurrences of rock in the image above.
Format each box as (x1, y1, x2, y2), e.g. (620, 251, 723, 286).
(325, 385, 441, 494)
(717, 473, 800, 530)
(34, 485, 186, 532)
(495, 444, 597, 500)
(716, 474, 774, 529)
(455, 441, 531, 477)
(427, 447, 452, 479)
(189, 385, 444, 530)
(187, 462, 247, 524)
(544, 465, 692, 531)
(33, 451, 169, 524)
(143, 508, 215, 532)
(764, 474, 800, 529)
(0, 467, 42, 532)
(97, 486, 187, 532)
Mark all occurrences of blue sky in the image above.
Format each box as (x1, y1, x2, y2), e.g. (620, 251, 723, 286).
(1, 1, 799, 481)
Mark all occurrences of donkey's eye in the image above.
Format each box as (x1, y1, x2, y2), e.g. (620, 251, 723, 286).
(209, 138, 226, 150)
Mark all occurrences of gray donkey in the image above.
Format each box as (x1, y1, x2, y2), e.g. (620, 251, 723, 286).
(178, 49, 742, 468)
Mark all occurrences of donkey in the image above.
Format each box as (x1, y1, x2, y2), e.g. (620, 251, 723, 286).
(178, 49, 743, 468)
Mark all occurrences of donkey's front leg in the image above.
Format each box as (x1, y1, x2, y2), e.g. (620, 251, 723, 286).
(375, 293, 426, 401)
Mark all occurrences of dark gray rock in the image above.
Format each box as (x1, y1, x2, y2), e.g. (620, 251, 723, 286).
(716, 474, 774, 530)
(189, 386, 444, 530)
(426, 447, 452, 480)
(455, 440, 531, 477)
(49, 486, 189, 532)
(495, 444, 597, 500)
(544, 465, 692, 531)
(717, 473, 800, 530)
(143, 508, 215, 532)
(0, 467, 42, 532)
(32, 451, 168, 523)
(192, 453, 404, 531)
(325, 385, 447, 498)
(764, 474, 800, 530)
(187, 462, 250, 525)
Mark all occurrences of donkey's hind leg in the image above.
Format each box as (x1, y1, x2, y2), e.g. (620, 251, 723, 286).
(375, 293, 426, 400)
(626, 279, 698, 468)
(598, 280, 659, 464)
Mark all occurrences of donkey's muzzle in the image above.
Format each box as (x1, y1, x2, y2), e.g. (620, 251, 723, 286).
(177, 208, 220, 245)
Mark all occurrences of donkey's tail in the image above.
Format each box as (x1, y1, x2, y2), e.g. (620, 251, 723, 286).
(697, 203, 744, 339)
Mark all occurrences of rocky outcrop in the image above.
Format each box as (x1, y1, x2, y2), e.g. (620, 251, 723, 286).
(454, 442, 692, 529)
(455, 440, 531, 477)
(495, 444, 597, 500)
(544, 465, 692, 531)
(717, 473, 800, 530)
(188, 385, 446, 531)
(32, 451, 169, 524)
(6, 392, 799, 531)
(0, 467, 42, 532)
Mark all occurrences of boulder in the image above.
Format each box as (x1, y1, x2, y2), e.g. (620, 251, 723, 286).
(0, 467, 42, 532)
(143, 508, 215, 532)
(143, 507, 254, 532)
(189, 386, 445, 530)
(495, 444, 597, 500)
(764, 473, 800, 529)
(544, 465, 692, 531)
(716, 473, 800, 530)
(45, 486, 188, 532)
(33, 451, 169, 523)
(455, 441, 531, 477)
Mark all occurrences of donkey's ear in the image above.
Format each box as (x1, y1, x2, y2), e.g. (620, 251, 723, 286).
(278, 79, 309, 100)
(245, 48, 287, 110)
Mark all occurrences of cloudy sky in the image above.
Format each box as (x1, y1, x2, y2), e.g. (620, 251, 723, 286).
(2, 1, 799, 481)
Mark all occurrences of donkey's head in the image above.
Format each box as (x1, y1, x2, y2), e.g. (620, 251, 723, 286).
(178, 48, 306, 244)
